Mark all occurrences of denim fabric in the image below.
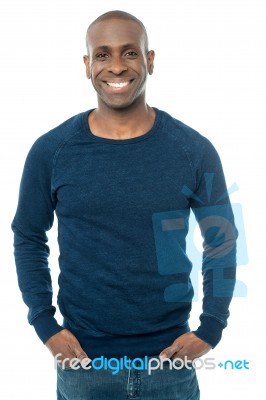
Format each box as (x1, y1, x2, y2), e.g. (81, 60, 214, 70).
(57, 356, 200, 400)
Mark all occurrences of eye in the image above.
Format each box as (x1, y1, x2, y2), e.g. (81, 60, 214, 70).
(125, 51, 138, 58)
(96, 53, 109, 60)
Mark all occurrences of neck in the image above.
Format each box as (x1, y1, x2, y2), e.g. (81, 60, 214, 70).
(88, 102, 156, 140)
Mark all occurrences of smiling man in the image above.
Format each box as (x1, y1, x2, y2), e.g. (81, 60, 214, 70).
(84, 11, 155, 138)
(12, 10, 237, 400)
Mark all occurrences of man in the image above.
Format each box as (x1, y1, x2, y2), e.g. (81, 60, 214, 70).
(12, 10, 237, 400)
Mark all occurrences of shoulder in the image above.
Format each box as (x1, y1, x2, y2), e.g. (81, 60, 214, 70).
(157, 108, 220, 158)
(156, 108, 222, 170)
(157, 108, 214, 150)
(34, 111, 88, 149)
(26, 111, 89, 161)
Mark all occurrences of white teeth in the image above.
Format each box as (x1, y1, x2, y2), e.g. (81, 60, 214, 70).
(107, 81, 130, 88)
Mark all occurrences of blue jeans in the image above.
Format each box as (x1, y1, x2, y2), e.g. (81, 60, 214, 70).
(57, 356, 200, 399)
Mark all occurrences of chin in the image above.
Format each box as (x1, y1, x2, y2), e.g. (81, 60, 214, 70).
(108, 103, 133, 111)
(98, 89, 145, 111)
(103, 97, 144, 112)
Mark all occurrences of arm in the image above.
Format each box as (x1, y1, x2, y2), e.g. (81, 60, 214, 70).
(160, 139, 237, 360)
(11, 134, 88, 364)
(11, 135, 62, 342)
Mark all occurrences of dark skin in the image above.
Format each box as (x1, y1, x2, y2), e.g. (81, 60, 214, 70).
(84, 17, 156, 139)
(46, 16, 211, 365)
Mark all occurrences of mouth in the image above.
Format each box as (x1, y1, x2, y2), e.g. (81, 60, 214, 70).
(104, 80, 134, 91)
(106, 81, 131, 88)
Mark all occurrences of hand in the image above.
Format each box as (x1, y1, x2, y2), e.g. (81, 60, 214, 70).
(159, 332, 211, 362)
(45, 329, 90, 367)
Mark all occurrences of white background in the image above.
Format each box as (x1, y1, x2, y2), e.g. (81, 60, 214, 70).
(1, 0, 265, 398)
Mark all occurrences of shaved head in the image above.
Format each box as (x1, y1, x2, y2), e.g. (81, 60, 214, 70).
(85, 10, 149, 54)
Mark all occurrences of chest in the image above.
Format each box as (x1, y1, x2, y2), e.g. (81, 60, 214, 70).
(52, 142, 194, 219)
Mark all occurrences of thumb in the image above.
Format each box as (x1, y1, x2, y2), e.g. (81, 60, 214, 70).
(73, 345, 91, 366)
(159, 345, 176, 360)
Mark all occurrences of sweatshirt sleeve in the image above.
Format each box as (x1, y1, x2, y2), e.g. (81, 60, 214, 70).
(188, 138, 238, 347)
(11, 134, 64, 343)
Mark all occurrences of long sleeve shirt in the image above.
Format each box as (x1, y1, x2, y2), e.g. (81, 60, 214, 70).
(12, 108, 237, 358)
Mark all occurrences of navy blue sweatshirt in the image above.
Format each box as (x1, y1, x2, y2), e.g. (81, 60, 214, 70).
(12, 108, 237, 358)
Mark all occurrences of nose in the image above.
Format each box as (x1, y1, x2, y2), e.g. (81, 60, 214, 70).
(108, 55, 128, 75)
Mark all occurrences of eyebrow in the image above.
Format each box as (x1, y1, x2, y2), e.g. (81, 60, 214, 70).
(93, 43, 140, 53)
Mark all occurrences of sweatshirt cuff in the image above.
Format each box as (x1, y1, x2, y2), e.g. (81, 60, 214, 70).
(32, 312, 64, 344)
(193, 316, 225, 348)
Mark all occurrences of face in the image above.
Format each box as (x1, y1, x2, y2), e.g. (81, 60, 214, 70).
(83, 18, 155, 111)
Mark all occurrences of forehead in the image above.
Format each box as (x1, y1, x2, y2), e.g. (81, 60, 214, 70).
(87, 18, 145, 52)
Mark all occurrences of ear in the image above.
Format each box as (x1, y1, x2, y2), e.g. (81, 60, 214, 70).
(147, 50, 155, 75)
(83, 55, 91, 79)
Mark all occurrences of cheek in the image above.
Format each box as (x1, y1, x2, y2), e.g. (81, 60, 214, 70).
(136, 59, 148, 74)
(90, 62, 103, 80)
(137, 65, 149, 83)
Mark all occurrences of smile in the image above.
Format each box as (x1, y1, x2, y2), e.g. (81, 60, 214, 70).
(106, 81, 131, 88)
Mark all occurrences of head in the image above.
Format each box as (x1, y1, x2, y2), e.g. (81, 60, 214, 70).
(83, 10, 155, 111)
